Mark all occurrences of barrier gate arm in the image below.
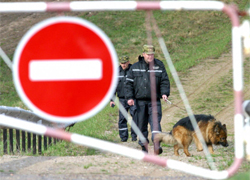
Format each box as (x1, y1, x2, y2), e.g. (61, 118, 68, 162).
(0, 1, 246, 179)
(0, 1, 240, 12)
(0, 106, 73, 128)
(0, 115, 238, 179)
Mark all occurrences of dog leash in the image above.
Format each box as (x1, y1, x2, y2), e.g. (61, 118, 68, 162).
(166, 99, 186, 112)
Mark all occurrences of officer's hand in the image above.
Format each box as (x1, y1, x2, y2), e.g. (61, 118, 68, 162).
(110, 101, 115, 107)
(162, 95, 168, 101)
(127, 99, 134, 106)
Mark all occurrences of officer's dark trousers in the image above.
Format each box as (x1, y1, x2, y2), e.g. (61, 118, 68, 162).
(118, 98, 137, 141)
(136, 100, 162, 147)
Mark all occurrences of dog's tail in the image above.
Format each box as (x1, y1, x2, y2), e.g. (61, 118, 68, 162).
(154, 132, 177, 144)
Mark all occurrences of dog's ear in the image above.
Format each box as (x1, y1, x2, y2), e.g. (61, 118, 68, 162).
(222, 124, 227, 133)
(214, 124, 220, 135)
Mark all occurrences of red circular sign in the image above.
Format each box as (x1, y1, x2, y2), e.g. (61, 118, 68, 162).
(13, 16, 118, 123)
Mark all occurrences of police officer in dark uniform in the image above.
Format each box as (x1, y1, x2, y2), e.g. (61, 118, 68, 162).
(110, 55, 137, 142)
(125, 45, 170, 154)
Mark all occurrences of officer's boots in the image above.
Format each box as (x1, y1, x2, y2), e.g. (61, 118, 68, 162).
(153, 142, 163, 155)
(141, 144, 148, 153)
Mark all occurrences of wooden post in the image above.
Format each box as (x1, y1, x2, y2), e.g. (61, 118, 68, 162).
(33, 133, 36, 154)
(27, 132, 31, 151)
(16, 129, 20, 152)
(9, 129, 13, 154)
(22, 131, 26, 152)
(44, 135, 47, 150)
(3, 129, 7, 154)
(38, 135, 42, 154)
(49, 137, 52, 146)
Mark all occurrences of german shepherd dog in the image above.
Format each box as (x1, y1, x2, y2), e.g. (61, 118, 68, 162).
(155, 114, 228, 156)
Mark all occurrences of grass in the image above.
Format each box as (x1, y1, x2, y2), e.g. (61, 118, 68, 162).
(80, 9, 234, 85)
(192, 72, 234, 113)
(1, 0, 250, 178)
(228, 172, 250, 180)
(84, 163, 93, 169)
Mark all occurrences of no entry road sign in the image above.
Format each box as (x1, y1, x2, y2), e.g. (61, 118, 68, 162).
(13, 16, 118, 123)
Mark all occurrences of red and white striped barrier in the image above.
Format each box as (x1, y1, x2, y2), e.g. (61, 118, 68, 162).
(0, 106, 73, 128)
(0, 1, 246, 179)
(0, 1, 225, 12)
(0, 115, 243, 179)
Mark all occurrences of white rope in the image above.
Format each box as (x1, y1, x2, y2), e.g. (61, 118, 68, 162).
(0, 47, 12, 70)
(158, 37, 217, 170)
(111, 96, 148, 144)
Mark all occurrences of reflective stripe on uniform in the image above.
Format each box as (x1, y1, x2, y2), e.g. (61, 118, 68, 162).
(119, 128, 128, 131)
(132, 69, 146, 72)
(148, 70, 162, 73)
(132, 69, 162, 73)
(152, 131, 161, 134)
(126, 78, 134, 82)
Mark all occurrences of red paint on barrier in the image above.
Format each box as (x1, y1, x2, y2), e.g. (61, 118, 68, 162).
(227, 158, 243, 177)
(46, 2, 71, 12)
(234, 91, 243, 114)
(143, 154, 167, 167)
(45, 128, 72, 141)
(136, 2, 161, 10)
(222, 4, 240, 27)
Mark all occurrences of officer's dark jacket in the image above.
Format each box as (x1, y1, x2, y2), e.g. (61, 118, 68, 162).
(125, 56, 170, 101)
(112, 64, 132, 100)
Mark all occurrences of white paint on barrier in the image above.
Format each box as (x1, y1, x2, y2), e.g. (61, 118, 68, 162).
(70, 1, 137, 11)
(232, 27, 243, 91)
(160, 1, 224, 10)
(167, 159, 228, 179)
(0, 2, 46, 12)
(71, 133, 145, 160)
(29, 59, 102, 81)
(234, 114, 245, 158)
(0, 115, 47, 135)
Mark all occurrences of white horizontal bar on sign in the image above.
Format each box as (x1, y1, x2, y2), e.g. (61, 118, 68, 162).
(0, 2, 47, 12)
(29, 59, 103, 81)
(70, 1, 137, 11)
(160, 1, 224, 11)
